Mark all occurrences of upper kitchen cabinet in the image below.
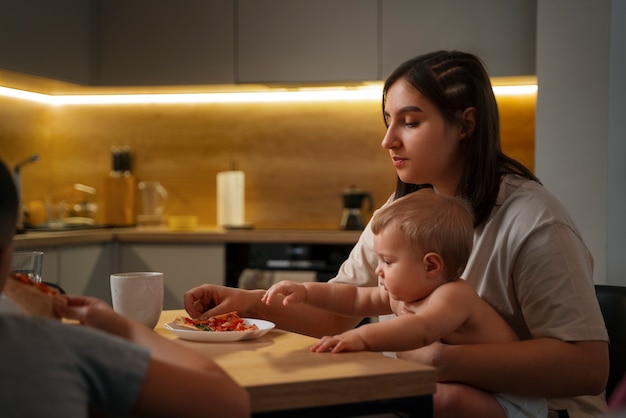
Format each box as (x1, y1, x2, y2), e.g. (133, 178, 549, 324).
(237, 0, 379, 84)
(0, 0, 92, 84)
(95, 0, 234, 86)
(381, 0, 536, 78)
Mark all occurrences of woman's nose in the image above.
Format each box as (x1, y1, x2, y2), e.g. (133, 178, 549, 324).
(381, 128, 397, 150)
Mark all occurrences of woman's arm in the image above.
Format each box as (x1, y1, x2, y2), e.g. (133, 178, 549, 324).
(184, 285, 364, 337)
(399, 338, 608, 398)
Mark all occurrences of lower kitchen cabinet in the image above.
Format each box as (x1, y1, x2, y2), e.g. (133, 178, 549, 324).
(59, 244, 113, 303)
(17, 242, 225, 309)
(117, 244, 225, 310)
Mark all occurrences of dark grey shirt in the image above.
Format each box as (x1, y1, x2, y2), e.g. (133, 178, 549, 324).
(0, 314, 149, 418)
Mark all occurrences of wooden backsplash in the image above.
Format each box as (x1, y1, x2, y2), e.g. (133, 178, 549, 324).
(0, 85, 534, 230)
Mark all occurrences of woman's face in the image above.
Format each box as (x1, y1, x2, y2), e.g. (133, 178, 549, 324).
(382, 78, 465, 196)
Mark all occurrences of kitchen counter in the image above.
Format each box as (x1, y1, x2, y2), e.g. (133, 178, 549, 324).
(13, 226, 363, 249)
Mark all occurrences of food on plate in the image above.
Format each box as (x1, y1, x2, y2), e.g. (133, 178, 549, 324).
(4, 272, 65, 318)
(174, 311, 259, 332)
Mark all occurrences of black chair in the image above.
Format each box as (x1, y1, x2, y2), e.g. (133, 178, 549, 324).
(595, 284, 626, 400)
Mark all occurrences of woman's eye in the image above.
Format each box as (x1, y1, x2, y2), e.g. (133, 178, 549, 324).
(404, 120, 419, 127)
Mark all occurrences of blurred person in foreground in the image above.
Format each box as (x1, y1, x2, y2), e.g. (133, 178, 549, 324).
(185, 50, 609, 418)
(0, 159, 249, 418)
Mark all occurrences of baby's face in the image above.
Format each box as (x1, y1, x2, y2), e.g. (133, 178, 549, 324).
(373, 227, 428, 302)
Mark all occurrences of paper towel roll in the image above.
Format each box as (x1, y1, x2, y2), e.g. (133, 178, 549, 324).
(217, 170, 245, 227)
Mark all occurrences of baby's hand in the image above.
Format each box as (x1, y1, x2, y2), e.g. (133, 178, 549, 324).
(310, 331, 367, 353)
(261, 280, 307, 306)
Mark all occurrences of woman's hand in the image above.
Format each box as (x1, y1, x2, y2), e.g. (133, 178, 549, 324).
(183, 284, 264, 320)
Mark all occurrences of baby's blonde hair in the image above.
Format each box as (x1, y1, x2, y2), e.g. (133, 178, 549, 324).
(371, 189, 474, 280)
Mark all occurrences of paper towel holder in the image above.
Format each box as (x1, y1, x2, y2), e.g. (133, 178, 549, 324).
(217, 160, 254, 229)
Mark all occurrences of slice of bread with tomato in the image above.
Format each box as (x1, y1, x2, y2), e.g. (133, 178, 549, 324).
(4, 273, 64, 318)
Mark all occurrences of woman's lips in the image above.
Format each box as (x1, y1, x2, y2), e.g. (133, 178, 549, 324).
(392, 156, 407, 168)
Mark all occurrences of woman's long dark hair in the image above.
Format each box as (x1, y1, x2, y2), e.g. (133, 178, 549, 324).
(383, 50, 539, 226)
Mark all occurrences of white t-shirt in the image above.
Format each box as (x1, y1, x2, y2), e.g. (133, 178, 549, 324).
(331, 174, 609, 418)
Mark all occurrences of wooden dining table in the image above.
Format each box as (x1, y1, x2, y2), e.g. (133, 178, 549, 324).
(156, 310, 436, 417)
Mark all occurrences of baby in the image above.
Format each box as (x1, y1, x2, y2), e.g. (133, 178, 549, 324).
(262, 189, 547, 418)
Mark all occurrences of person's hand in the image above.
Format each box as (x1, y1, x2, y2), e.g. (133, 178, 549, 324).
(310, 330, 367, 353)
(183, 284, 263, 320)
(261, 280, 307, 306)
(54, 294, 129, 338)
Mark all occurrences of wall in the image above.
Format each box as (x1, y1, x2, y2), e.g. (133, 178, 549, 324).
(0, 74, 535, 230)
(536, 0, 626, 285)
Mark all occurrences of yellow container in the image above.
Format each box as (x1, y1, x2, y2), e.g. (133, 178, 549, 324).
(167, 216, 198, 231)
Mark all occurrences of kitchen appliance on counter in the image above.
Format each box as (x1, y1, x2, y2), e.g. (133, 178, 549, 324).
(138, 181, 168, 225)
(66, 183, 98, 226)
(340, 186, 374, 230)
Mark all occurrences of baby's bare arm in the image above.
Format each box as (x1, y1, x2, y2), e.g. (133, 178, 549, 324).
(349, 281, 486, 352)
(262, 280, 307, 306)
(262, 281, 390, 316)
(311, 330, 368, 353)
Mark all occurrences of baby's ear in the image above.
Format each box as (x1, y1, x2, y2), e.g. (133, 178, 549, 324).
(423, 252, 444, 276)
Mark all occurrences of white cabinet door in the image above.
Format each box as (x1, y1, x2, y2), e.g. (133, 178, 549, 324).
(381, 0, 536, 77)
(118, 244, 225, 309)
(238, 0, 379, 83)
(96, 0, 235, 86)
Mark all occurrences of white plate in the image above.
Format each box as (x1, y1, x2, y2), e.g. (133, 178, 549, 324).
(163, 318, 275, 342)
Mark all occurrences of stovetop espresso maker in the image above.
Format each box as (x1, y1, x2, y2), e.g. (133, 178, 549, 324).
(340, 186, 374, 230)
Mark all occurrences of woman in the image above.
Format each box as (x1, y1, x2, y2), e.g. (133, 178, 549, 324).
(184, 51, 608, 417)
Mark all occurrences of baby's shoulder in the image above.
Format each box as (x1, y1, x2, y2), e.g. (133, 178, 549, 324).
(437, 278, 477, 296)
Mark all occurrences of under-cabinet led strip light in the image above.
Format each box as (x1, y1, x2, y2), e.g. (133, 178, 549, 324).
(0, 84, 537, 105)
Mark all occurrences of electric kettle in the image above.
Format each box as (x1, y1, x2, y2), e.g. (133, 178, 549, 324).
(340, 186, 374, 230)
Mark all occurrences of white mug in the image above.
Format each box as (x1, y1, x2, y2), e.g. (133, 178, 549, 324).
(110, 272, 164, 329)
